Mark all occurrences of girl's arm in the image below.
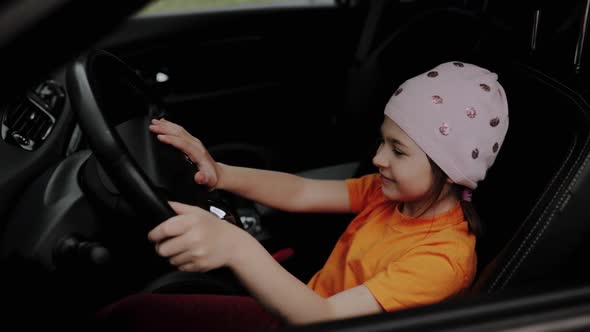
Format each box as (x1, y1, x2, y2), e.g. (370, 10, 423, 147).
(217, 163, 351, 213)
(150, 202, 382, 325)
(230, 234, 383, 324)
(149, 118, 351, 214)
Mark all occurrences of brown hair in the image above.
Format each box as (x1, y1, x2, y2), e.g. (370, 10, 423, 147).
(421, 158, 482, 237)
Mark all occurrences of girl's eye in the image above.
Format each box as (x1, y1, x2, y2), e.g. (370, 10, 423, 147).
(377, 137, 404, 156)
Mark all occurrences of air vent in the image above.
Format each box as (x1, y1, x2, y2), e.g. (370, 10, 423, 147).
(1, 81, 65, 151)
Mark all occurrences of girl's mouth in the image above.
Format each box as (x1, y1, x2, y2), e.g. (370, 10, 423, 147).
(380, 174, 394, 183)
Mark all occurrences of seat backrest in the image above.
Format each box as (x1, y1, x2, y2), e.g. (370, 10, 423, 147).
(472, 62, 590, 293)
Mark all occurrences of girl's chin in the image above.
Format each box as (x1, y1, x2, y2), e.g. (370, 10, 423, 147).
(380, 184, 399, 201)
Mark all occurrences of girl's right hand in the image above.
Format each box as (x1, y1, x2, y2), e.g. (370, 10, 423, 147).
(149, 118, 221, 190)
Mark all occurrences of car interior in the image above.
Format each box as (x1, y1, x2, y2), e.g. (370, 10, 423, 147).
(3, 0, 590, 330)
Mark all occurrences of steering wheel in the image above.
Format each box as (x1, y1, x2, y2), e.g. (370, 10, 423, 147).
(66, 49, 240, 229)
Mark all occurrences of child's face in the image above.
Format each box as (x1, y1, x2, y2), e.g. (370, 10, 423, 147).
(373, 117, 435, 203)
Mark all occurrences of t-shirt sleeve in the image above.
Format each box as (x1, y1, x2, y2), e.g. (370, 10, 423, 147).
(345, 173, 382, 213)
(363, 243, 474, 312)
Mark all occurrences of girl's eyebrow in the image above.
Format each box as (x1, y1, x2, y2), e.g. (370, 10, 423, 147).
(387, 137, 407, 148)
(380, 127, 408, 148)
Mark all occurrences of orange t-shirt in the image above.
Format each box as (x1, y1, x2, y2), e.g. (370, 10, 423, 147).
(307, 173, 477, 311)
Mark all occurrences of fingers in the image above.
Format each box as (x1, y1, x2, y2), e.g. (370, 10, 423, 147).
(194, 170, 215, 187)
(154, 134, 196, 157)
(178, 262, 213, 273)
(148, 214, 191, 242)
(149, 204, 216, 272)
(155, 135, 216, 185)
(149, 118, 192, 138)
(148, 119, 219, 189)
(149, 119, 204, 150)
(157, 134, 218, 188)
(168, 250, 197, 267)
(149, 203, 210, 243)
(154, 232, 194, 258)
(169, 201, 202, 215)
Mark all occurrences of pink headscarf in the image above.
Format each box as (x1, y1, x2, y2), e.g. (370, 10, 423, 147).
(384, 61, 509, 189)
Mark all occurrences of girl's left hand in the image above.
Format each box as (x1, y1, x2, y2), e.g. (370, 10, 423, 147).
(148, 201, 249, 272)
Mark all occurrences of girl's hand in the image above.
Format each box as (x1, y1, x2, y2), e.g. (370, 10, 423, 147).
(148, 201, 249, 272)
(149, 118, 220, 190)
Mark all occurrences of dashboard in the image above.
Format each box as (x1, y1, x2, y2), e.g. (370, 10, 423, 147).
(0, 69, 79, 223)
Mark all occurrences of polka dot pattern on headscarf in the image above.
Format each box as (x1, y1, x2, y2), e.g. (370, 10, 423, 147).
(490, 117, 500, 127)
(480, 83, 491, 92)
(493, 142, 499, 153)
(439, 123, 450, 136)
(465, 107, 477, 119)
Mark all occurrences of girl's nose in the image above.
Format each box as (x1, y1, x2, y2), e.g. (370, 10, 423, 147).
(372, 144, 388, 168)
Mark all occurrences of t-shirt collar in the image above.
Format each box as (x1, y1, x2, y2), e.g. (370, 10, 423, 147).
(391, 202, 465, 231)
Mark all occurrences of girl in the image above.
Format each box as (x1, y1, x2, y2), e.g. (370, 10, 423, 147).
(97, 61, 509, 331)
